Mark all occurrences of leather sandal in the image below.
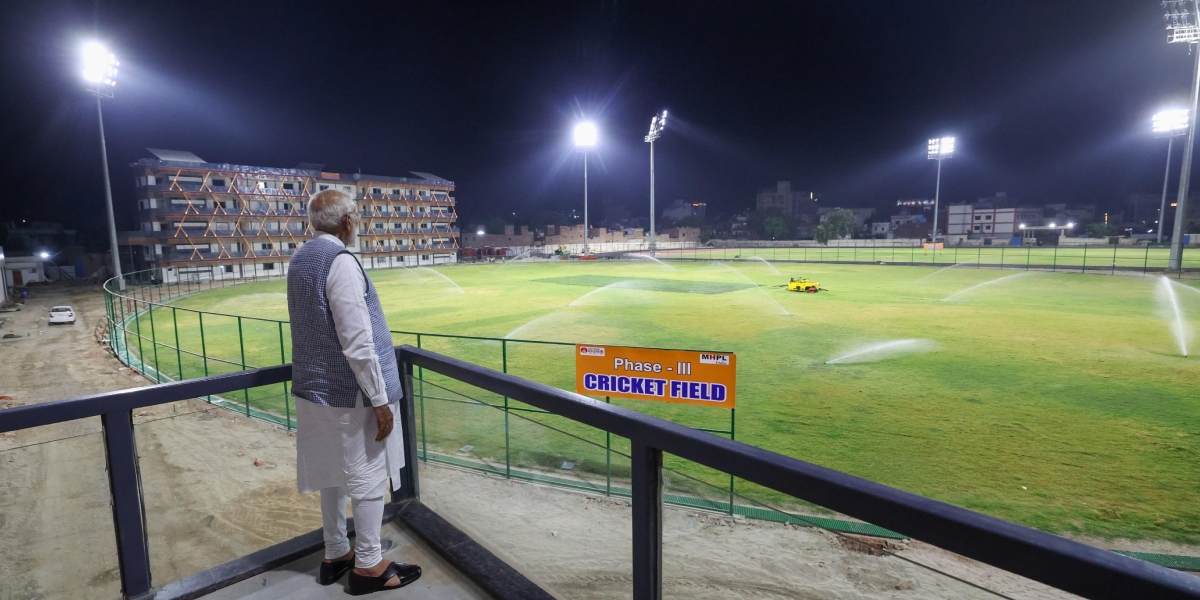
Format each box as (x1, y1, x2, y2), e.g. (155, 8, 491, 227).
(347, 560, 422, 595)
(318, 556, 354, 586)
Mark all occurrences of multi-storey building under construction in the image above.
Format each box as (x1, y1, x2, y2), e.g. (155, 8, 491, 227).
(120, 149, 458, 283)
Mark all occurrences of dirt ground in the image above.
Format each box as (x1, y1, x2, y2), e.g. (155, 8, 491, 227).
(0, 283, 1194, 600)
(0, 284, 318, 600)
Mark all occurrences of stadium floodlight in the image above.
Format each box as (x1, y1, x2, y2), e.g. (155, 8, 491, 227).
(926, 136, 955, 242)
(1154, 109, 1190, 243)
(1166, 0, 1200, 269)
(82, 41, 118, 95)
(476, 228, 484, 236)
(1049, 222, 1056, 228)
(81, 40, 124, 290)
(1067, 222, 1075, 229)
(644, 110, 668, 256)
(927, 136, 955, 159)
(574, 122, 598, 255)
(39, 251, 50, 259)
(1019, 223, 1026, 229)
(1154, 108, 1190, 135)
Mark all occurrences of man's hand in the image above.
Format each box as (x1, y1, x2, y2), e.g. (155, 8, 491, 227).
(373, 405, 394, 442)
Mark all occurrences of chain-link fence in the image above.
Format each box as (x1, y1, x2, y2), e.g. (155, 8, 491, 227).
(657, 243, 1200, 278)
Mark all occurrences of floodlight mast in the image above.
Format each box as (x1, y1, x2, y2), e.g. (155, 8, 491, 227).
(1153, 109, 1189, 243)
(82, 41, 124, 290)
(1165, 0, 1200, 269)
(574, 122, 598, 255)
(644, 110, 667, 256)
(926, 137, 955, 243)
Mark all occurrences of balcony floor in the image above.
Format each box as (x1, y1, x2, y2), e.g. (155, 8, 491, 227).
(200, 521, 493, 599)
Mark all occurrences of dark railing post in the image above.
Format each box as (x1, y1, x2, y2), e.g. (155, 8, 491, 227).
(396, 352, 420, 500)
(101, 410, 152, 598)
(631, 441, 663, 600)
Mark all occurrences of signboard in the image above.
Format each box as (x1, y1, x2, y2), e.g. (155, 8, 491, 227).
(575, 344, 736, 408)
(923, 243, 944, 250)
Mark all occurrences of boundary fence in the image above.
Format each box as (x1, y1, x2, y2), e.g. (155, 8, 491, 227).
(102, 268, 747, 518)
(655, 243, 1200, 278)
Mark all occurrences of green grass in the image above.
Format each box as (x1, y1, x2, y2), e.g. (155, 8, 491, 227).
(114, 260, 1200, 544)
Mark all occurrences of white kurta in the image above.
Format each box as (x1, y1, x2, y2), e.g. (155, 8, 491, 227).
(295, 233, 404, 499)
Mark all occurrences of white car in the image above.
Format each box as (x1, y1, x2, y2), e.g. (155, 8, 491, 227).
(48, 306, 76, 325)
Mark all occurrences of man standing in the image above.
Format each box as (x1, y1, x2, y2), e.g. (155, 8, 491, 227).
(287, 189, 421, 595)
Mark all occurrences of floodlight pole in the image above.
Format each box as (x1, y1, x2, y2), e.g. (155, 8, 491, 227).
(1160, 136, 1176, 244)
(578, 152, 583, 255)
(932, 158, 943, 243)
(1170, 1, 1200, 270)
(96, 95, 124, 290)
(649, 139, 656, 256)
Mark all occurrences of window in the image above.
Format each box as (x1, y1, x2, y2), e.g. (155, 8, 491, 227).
(261, 243, 273, 250)
(374, 223, 384, 231)
(211, 179, 226, 187)
(223, 265, 234, 273)
(984, 215, 992, 221)
(974, 215, 982, 221)
(263, 263, 275, 271)
(283, 182, 295, 190)
(372, 188, 382, 195)
(391, 189, 400, 196)
(287, 242, 297, 249)
(984, 225, 992, 231)
(973, 225, 981, 232)
(319, 184, 329, 191)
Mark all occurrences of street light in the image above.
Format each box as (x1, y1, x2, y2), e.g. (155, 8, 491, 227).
(927, 136, 955, 242)
(644, 110, 667, 256)
(39, 251, 50, 259)
(574, 122, 597, 255)
(82, 41, 124, 290)
(1165, 0, 1200, 269)
(1154, 109, 1189, 243)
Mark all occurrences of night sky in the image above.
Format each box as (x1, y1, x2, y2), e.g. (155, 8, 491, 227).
(0, 0, 1191, 242)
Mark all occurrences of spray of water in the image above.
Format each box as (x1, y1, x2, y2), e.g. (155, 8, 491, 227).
(748, 256, 781, 275)
(719, 263, 790, 316)
(492, 249, 534, 272)
(826, 339, 940, 364)
(939, 272, 1028, 302)
(1160, 277, 1190, 357)
(568, 281, 634, 306)
(912, 261, 975, 284)
(399, 267, 427, 283)
(416, 267, 466, 294)
(627, 253, 676, 270)
(504, 311, 573, 340)
(1175, 281, 1200, 298)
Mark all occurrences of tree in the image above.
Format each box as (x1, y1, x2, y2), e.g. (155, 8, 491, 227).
(1086, 222, 1114, 238)
(814, 209, 856, 245)
(761, 216, 789, 240)
(674, 215, 705, 229)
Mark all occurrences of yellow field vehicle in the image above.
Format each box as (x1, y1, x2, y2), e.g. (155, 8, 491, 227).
(786, 277, 823, 293)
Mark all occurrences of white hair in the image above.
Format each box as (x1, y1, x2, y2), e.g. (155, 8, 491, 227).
(308, 190, 357, 233)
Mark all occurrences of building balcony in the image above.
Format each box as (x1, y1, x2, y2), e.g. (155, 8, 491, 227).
(141, 205, 308, 218)
(144, 182, 311, 196)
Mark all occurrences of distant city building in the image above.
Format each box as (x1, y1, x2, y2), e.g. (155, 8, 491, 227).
(946, 204, 1017, 240)
(121, 149, 458, 283)
(756, 181, 817, 217)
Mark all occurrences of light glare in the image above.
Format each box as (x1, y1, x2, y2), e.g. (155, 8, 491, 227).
(1153, 109, 1189, 135)
(574, 122, 598, 148)
(927, 136, 955, 159)
(82, 42, 118, 86)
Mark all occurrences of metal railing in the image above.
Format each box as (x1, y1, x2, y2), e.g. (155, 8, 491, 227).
(101, 268, 739, 514)
(3, 346, 1198, 599)
(655, 243, 1200, 278)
